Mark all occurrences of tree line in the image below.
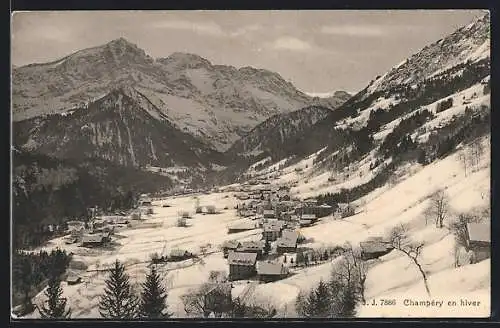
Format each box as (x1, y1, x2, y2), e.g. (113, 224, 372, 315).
(13, 150, 171, 248)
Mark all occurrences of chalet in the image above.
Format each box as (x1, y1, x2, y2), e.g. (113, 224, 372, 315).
(238, 210, 255, 218)
(336, 203, 355, 218)
(222, 240, 241, 258)
(66, 275, 82, 286)
(262, 223, 281, 242)
(359, 241, 394, 261)
(263, 209, 276, 219)
(257, 261, 289, 282)
(280, 210, 295, 221)
(81, 233, 111, 247)
(236, 240, 265, 259)
(92, 225, 115, 235)
(228, 222, 257, 234)
(228, 251, 257, 281)
(466, 223, 490, 263)
(317, 204, 334, 218)
(299, 219, 312, 227)
(140, 200, 153, 207)
(300, 214, 317, 223)
(169, 249, 192, 261)
(66, 220, 85, 231)
(276, 230, 299, 254)
(304, 198, 318, 206)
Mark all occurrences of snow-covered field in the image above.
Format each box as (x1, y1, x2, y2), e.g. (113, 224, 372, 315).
(22, 134, 490, 318)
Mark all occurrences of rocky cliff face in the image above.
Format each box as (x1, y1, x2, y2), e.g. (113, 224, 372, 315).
(227, 106, 335, 158)
(13, 86, 226, 169)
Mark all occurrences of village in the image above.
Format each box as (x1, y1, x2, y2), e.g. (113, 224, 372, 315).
(18, 163, 490, 319)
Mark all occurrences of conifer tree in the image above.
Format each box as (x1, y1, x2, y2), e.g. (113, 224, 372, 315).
(98, 260, 139, 319)
(39, 275, 71, 319)
(313, 279, 332, 317)
(139, 266, 170, 319)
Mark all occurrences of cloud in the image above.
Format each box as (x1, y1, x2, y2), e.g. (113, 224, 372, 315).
(149, 20, 226, 37)
(272, 37, 313, 51)
(320, 25, 386, 37)
(229, 24, 262, 37)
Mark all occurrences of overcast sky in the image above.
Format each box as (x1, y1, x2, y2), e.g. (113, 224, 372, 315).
(12, 10, 486, 93)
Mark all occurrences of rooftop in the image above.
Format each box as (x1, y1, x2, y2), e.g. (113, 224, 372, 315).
(359, 241, 392, 253)
(228, 251, 257, 266)
(257, 261, 289, 275)
(222, 240, 241, 249)
(467, 223, 490, 243)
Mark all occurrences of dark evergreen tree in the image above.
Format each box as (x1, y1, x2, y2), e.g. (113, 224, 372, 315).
(296, 279, 332, 317)
(39, 275, 71, 319)
(98, 260, 139, 319)
(139, 266, 170, 319)
(313, 279, 332, 316)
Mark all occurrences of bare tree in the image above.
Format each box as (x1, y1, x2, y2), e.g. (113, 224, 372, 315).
(181, 283, 212, 317)
(181, 281, 232, 318)
(334, 243, 368, 305)
(389, 224, 430, 297)
(208, 270, 228, 284)
(470, 139, 485, 172)
(458, 151, 468, 177)
(426, 190, 449, 228)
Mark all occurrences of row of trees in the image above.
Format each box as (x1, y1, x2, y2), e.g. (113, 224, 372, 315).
(181, 270, 277, 318)
(37, 260, 172, 319)
(295, 245, 367, 317)
(12, 249, 71, 314)
(13, 151, 171, 248)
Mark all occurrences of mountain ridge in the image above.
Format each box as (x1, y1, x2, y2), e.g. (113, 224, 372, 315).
(13, 38, 350, 151)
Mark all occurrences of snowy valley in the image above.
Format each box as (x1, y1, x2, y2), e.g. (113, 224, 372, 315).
(11, 11, 491, 320)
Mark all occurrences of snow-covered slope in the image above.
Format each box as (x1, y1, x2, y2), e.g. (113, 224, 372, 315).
(227, 106, 335, 157)
(21, 134, 490, 318)
(366, 13, 489, 94)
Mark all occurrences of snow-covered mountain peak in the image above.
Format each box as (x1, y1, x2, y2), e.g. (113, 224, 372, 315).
(367, 13, 490, 95)
(158, 52, 213, 69)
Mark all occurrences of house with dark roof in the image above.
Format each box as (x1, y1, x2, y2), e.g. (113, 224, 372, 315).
(466, 223, 490, 263)
(257, 261, 290, 282)
(169, 249, 193, 261)
(222, 240, 242, 258)
(262, 223, 281, 242)
(300, 214, 317, 222)
(236, 240, 265, 259)
(317, 204, 334, 217)
(276, 230, 299, 254)
(336, 203, 355, 218)
(80, 233, 111, 247)
(263, 209, 276, 219)
(228, 251, 258, 281)
(299, 219, 312, 227)
(228, 222, 257, 234)
(359, 241, 394, 260)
